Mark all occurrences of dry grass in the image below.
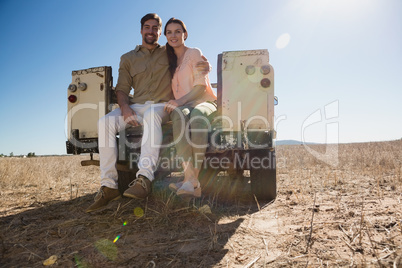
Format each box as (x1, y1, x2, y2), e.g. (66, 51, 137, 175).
(0, 140, 401, 267)
(273, 140, 402, 267)
(0, 155, 100, 215)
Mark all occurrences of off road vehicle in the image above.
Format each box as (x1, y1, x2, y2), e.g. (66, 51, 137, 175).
(66, 49, 277, 201)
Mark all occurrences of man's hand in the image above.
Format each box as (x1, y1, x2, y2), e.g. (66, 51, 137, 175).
(116, 90, 139, 126)
(196, 55, 211, 75)
(164, 100, 179, 114)
(121, 106, 140, 126)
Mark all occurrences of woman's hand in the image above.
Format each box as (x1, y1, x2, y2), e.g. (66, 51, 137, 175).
(164, 99, 180, 114)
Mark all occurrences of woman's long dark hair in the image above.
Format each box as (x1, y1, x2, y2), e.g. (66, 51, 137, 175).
(164, 18, 187, 78)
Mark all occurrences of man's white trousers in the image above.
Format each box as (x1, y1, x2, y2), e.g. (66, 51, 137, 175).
(98, 101, 168, 189)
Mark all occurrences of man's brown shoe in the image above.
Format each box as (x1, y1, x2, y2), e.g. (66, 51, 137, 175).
(86, 186, 121, 213)
(123, 175, 151, 199)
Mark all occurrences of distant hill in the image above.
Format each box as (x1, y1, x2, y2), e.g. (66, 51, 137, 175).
(275, 140, 319, 145)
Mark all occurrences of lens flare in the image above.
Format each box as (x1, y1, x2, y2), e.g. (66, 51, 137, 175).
(94, 239, 118, 261)
(134, 207, 144, 218)
(276, 33, 291, 49)
(123, 221, 127, 226)
(113, 235, 121, 243)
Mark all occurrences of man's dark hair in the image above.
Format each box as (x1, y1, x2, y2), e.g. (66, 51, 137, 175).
(141, 13, 162, 29)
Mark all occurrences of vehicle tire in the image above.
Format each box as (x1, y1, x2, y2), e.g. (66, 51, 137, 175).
(249, 149, 276, 202)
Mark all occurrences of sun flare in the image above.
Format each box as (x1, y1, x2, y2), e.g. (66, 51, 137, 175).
(276, 33, 291, 49)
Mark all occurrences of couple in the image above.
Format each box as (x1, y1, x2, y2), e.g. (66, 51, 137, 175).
(86, 13, 217, 213)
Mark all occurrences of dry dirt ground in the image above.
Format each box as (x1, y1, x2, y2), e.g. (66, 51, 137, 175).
(0, 141, 401, 267)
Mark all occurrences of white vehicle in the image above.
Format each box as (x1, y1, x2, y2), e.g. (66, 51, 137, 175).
(66, 49, 277, 201)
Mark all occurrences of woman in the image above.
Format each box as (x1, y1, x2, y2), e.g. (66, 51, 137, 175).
(163, 18, 217, 198)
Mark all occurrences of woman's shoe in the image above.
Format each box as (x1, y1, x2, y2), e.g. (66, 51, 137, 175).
(168, 181, 183, 192)
(176, 181, 201, 198)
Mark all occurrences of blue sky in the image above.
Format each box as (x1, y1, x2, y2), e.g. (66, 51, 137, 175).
(0, 0, 401, 155)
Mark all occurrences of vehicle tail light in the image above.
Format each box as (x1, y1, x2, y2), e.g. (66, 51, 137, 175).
(68, 84, 77, 92)
(245, 65, 255, 75)
(68, 95, 77, 103)
(78, 83, 87, 91)
(260, 65, 270, 75)
(260, 78, 271, 88)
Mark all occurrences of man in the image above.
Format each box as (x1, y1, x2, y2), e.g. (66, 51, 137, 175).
(86, 13, 209, 213)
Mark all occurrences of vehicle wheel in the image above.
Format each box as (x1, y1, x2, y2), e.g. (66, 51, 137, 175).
(249, 149, 276, 202)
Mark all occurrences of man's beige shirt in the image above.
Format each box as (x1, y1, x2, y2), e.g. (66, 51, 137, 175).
(115, 44, 173, 104)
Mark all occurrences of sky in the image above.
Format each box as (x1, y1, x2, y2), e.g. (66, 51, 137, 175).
(0, 0, 401, 156)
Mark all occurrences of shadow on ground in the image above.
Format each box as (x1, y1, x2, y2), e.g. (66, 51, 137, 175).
(0, 174, 273, 267)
